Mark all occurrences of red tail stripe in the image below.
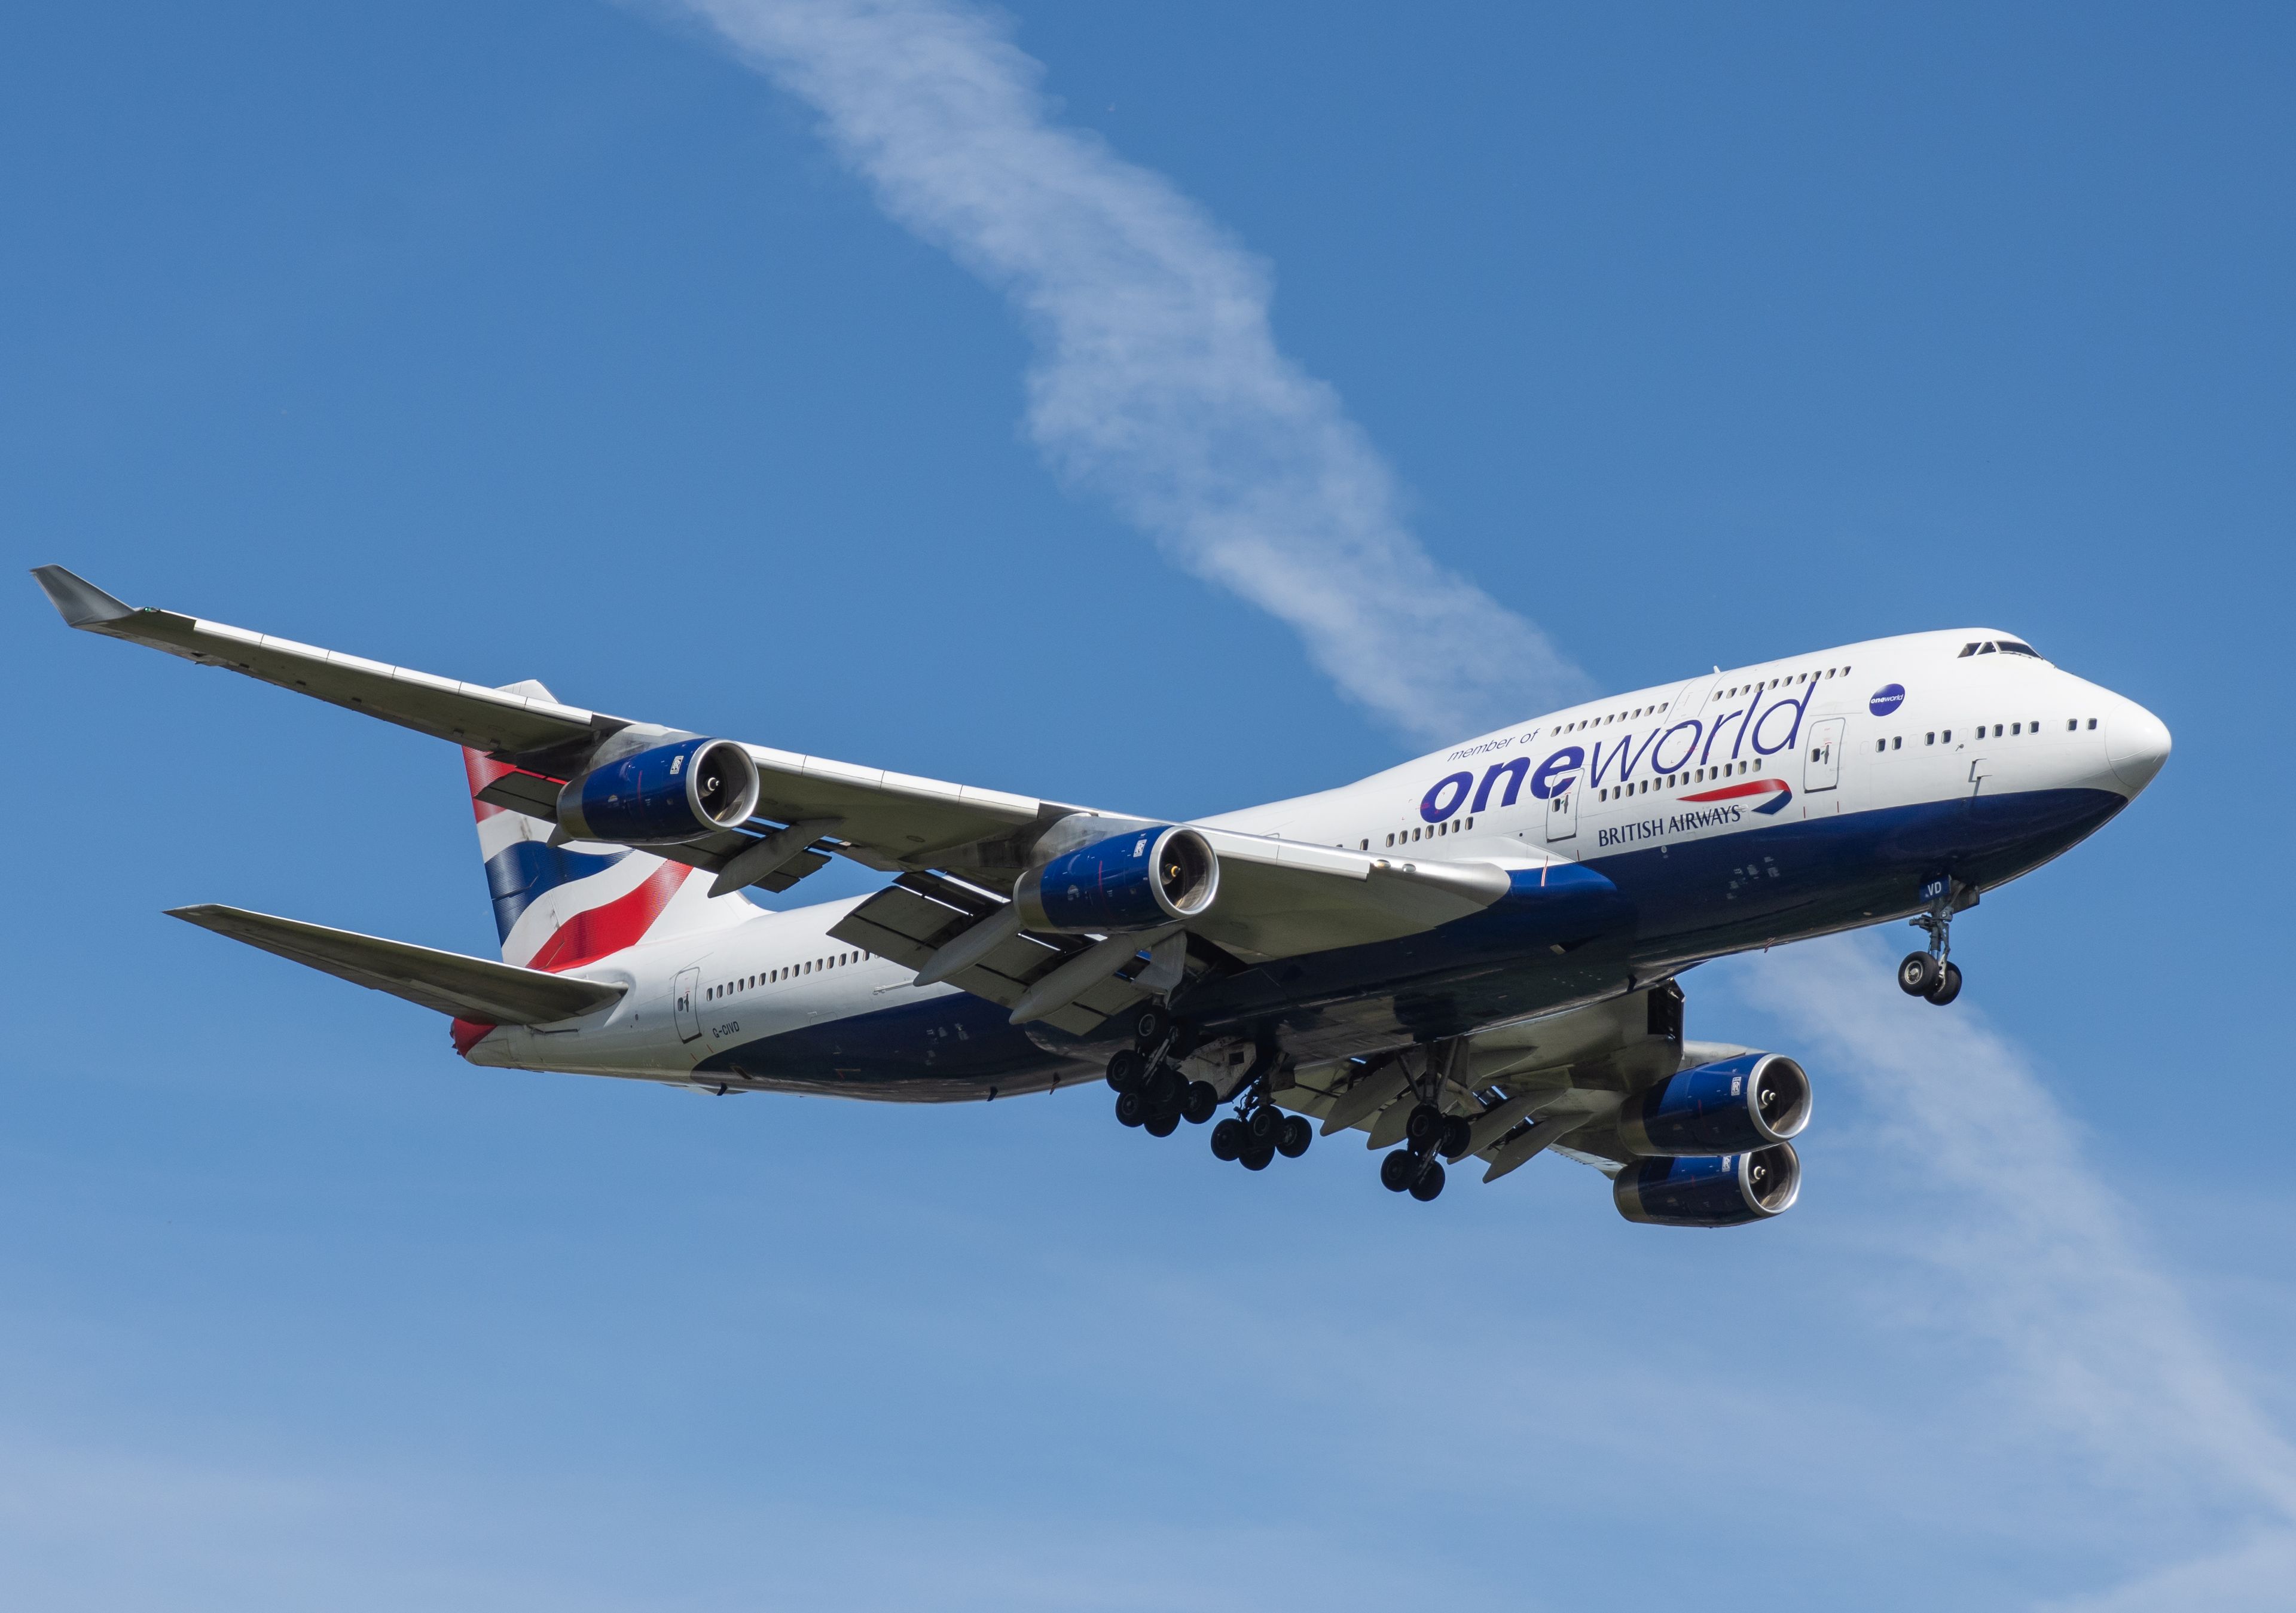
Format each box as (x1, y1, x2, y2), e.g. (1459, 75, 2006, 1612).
(525, 861, 692, 974)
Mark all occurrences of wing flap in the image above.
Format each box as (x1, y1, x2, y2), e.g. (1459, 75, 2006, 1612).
(169, 905, 625, 1025)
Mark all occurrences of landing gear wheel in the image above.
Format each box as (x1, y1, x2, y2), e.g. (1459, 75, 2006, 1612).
(1440, 1116, 1475, 1160)
(1104, 1049, 1144, 1094)
(1408, 1160, 1447, 1202)
(1898, 951, 1943, 997)
(1144, 1107, 1180, 1138)
(1925, 961, 1964, 1006)
(1180, 1081, 1219, 1125)
(1210, 1117, 1245, 1161)
(1240, 1145, 1275, 1171)
(1403, 1103, 1445, 1154)
(1245, 1105, 1284, 1150)
(1130, 1004, 1172, 1050)
(1379, 1149, 1418, 1192)
(1143, 1065, 1182, 1108)
(1276, 1114, 1312, 1159)
(1114, 1091, 1146, 1128)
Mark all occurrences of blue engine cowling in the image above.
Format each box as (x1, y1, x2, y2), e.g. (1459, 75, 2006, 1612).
(1014, 825, 1220, 933)
(554, 738, 761, 844)
(1616, 1052, 1812, 1157)
(1613, 1144, 1801, 1227)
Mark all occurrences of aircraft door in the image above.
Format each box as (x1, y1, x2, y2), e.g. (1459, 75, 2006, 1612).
(1544, 778, 1578, 843)
(674, 966, 702, 1043)
(1804, 719, 1844, 792)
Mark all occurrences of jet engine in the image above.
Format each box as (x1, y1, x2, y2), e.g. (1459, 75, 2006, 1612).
(554, 738, 761, 844)
(1613, 1144, 1801, 1227)
(1014, 824, 1219, 933)
(1616, 1052, 1812, 1157)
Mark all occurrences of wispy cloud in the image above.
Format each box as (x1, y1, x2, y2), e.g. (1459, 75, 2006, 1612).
(1726, 933, 2296, 1604)
(671, 0, 1588, 745)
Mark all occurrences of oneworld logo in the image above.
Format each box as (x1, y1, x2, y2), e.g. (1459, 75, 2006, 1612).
(1418, 682, 1821, 824)
(1869, 683, 1906, 717)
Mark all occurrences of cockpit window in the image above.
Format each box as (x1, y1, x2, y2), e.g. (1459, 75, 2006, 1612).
(1959, 639, 2043, 659)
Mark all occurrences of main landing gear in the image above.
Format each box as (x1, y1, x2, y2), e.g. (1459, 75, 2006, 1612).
(1379, 1045, 1478, 1204)
(1205, 1046, 1310, 1172)
(1898, 878, 1971, 1007)
(1106, 1006, 1220, 1140)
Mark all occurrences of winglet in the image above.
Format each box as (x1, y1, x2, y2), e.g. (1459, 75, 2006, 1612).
(30, 566, 136, 628)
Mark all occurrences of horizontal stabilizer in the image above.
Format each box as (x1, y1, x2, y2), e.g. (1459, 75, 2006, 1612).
(169, 904, 625, 1025)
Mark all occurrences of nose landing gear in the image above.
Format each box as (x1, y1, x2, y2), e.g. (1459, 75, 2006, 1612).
(1899, 878, 1973, 1006)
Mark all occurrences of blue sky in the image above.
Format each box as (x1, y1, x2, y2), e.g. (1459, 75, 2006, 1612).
(3, 4, 2291, 1607)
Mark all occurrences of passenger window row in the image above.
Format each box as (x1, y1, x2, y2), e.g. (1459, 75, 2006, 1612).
(1385, 817, 1477, 848)
(1874, 717, 2099, 754)
(1711, 666, 1849, 701)
(707, 951, 869, 1001)
(1596, 759, 1761, 802)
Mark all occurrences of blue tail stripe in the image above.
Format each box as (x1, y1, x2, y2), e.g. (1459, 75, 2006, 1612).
(484, 840, 628, 942)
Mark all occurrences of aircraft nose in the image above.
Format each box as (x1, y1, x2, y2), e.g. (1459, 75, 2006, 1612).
(2107, 699, 2172, 795)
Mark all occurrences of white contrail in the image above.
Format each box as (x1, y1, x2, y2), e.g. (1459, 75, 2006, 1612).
(1726, 934, 2296, 1605)
(670, 0, 1588, 745)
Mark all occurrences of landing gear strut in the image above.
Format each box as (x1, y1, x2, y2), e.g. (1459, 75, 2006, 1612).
(1379, 1044, 1474, 1203)
(1106, 1013, 1217, 1137)
(1899, 878, 1971, 1007)
(1209, 1048, 1310, 1171)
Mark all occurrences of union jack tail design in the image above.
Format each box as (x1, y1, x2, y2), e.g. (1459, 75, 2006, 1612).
(463, 682, 753, 972)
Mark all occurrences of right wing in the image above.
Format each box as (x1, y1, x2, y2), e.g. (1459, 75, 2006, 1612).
(169, 905, 625, 1025)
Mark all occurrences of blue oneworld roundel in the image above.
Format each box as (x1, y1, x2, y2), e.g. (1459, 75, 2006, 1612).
(1869, 683, 1906, 716)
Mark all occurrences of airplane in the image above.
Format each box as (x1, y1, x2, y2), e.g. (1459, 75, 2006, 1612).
(32, 566, 2171, 1224)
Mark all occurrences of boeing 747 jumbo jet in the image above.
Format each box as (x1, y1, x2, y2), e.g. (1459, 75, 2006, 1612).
(34, 567, 2170, 1223)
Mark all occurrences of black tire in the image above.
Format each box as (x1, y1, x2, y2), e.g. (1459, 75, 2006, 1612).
(1143, 1065, 1182, 1108)
(1379, 1149, 1417, 1192)
(1277, 1114, 1312, 1159)
(1105, 1049, 1144, 1094)
(1245, 1105, 1284, 1148)
(1408, 1160, 1446, 1202)
(1925, 961, 1964, 1006)
(1131, 1004, 1172, 1050)
(1898, 951, 1941, 996)
(1240, 1145, 1275, 1171)
(1404, 1102, 1444, 1154)
(1115, 1091, 1146, 1128)
(1440, 1116, 1475, 1160)
(1180, 1081, 1219, 1125)
(1144, 1107, 1180, 1138)
(1210, 1117, 1245, 1161)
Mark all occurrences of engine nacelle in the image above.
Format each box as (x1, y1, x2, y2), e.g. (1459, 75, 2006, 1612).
(1014, 824, 1219, 934)
(555, 738, 760, 845)
(1616, 1052, 1812, 1157)
(1614, 1144, 1801, 1227)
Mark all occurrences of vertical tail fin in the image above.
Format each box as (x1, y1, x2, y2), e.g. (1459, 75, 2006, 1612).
(463, 683, 753, 970)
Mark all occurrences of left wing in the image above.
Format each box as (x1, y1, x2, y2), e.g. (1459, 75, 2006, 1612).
(33, 565, 1081, 885)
